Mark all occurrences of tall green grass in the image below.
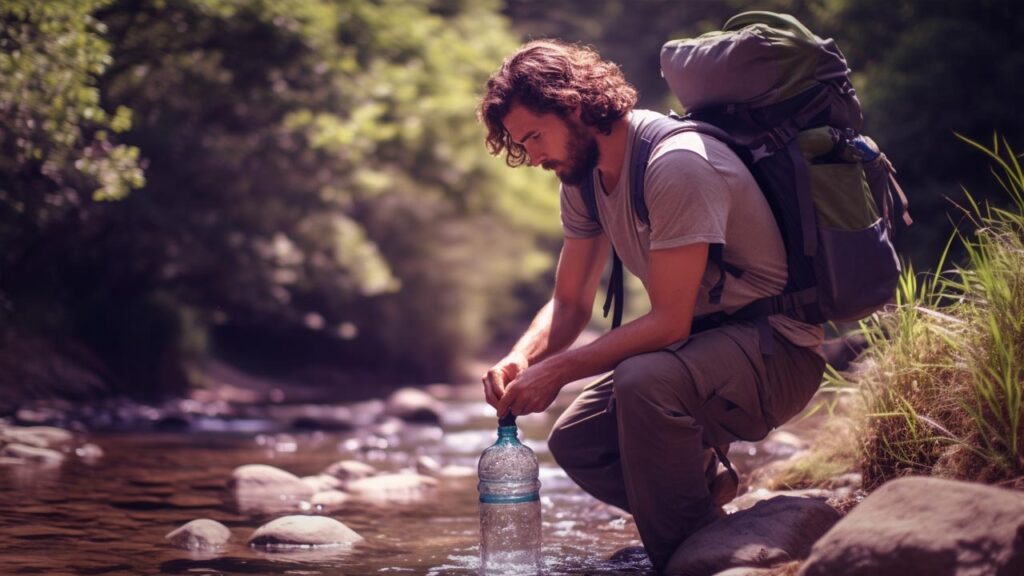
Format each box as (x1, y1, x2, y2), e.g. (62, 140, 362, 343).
(857, 135, 1024, 489)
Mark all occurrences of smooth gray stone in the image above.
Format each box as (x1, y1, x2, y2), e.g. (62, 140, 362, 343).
(383, 387, 442, 424)
(165, 519, 231, 550)
(248, 515, 362, 548)
(229, 464, 314, 498)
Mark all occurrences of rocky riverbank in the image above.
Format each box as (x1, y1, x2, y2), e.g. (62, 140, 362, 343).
(4, 376, 1024, 575)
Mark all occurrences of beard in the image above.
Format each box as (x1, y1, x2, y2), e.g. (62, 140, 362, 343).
(547, 118, 599, 187)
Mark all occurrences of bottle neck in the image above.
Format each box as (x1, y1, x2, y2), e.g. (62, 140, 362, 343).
(496, 425, 519, 443)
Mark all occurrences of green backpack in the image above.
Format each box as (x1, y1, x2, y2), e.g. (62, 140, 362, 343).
(583, 12, 911, 329)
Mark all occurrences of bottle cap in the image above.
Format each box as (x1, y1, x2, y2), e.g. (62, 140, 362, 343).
(498, 414, 517, 427)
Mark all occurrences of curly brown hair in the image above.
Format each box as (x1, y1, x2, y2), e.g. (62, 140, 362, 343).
(478, 40, 638, 167)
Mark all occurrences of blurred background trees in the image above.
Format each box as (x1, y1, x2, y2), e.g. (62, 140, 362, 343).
(0, 0, 1020, 402)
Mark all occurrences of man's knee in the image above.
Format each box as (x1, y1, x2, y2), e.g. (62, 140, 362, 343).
(611, 355, 649, 408)
(547, 420, 575, 469)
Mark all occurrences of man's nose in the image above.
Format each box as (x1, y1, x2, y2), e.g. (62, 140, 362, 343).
(524, 142, 545, 167)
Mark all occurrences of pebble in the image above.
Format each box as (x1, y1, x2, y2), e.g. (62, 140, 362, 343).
(165, 519, 231, 550)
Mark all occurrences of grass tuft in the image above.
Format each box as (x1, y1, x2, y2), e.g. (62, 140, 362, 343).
(853, 135, 1024, 489)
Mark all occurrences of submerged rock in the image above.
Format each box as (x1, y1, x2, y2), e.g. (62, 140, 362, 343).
(346, 473, 438, 503)
(165, 519, 231, 550)
(321, 460, 375, 484)
(799, 476, 1024, 576)
(667, 496, 840, 575)
(248, 515, 362, 548)
(383, 387, 442, 424)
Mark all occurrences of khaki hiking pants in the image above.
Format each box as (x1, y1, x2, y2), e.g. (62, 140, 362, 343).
(547, 322, 826, 572)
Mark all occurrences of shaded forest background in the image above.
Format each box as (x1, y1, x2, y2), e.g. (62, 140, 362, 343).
(1, 0, 1021, 406)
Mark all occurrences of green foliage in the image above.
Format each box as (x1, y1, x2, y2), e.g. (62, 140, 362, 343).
(1, 0, 561, 395)
(854, 136, 1024, 488)
(0, 0, 143, 279)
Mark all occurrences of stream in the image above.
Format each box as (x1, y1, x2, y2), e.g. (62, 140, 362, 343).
(0, 381, 810, 575)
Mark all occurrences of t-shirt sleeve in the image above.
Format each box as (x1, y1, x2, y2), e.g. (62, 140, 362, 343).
(560, 183, 603, 238)
(644, 148, 731, 250)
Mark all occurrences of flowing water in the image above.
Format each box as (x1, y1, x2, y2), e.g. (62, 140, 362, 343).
(0, 385, 803, 575)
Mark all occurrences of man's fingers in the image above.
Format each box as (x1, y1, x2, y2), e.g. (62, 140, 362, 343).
(482, 371, 505, 408)
(482, 378, 497, 408)
(496, 383, 515, 417)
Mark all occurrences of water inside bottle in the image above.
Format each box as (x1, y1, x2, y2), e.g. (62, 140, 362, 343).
(478, 421, 543, 575)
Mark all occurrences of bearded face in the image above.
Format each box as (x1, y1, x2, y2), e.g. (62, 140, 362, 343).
(543, 116, 600, 187)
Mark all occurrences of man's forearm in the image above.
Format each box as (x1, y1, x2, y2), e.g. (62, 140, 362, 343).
(509, 299, 590, 366)
(538, 308, 690, 386)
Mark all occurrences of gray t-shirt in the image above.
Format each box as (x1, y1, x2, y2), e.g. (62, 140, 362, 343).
(560, 110, 823, 350)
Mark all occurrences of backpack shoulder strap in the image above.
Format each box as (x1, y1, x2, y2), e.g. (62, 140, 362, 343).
(581, 172, 600, 225)
(629, 116, 740, 222)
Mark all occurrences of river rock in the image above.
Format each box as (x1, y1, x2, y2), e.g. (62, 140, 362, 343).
(311, 490, 350, 507)
(666, 496, 840, 575)
(230, 464, 314, 498)
(416, 455, 474, 478)
(75, 443, 104, 460)
(248, 515, 363, 548)
(2, 443, 65, 465)
(710, 568, 778, 576)
(415, 455, 442, 476)
(346, 473, 438, 503)
(165, 519, 231, 550)
(321, 460, 376, 483)
(383, 387, 442, 424)
(1, 426, 74, 448)
(301, 474, 342, 493)
(799, 476, 1024, 576)
(726, 488, 836, 514)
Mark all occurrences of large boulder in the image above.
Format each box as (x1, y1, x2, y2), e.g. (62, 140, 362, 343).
(165, 519, 231, 550)
(799, 476, 1024, 576)
(248, 515, 363, 548)
(667, 496, 840, 575)
(383, 387, 442, 424)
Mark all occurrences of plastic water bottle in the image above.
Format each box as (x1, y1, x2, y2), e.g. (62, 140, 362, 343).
(478, 415, 542, 575)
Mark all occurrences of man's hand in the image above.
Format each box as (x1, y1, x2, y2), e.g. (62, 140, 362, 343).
(482, 351, 529, 409)
(496, 361, 564, 417)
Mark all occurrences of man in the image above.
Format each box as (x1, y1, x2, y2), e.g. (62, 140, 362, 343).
(477, 40, 826, 572)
